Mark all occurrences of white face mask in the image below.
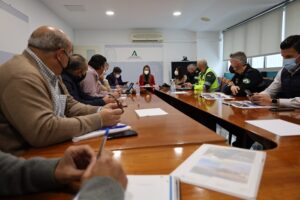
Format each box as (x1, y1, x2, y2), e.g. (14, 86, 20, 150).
(144, 70, 149, 75)
(283, 57, 299, 71)
(115, 74, 121, 79)
(174, 70, 179, 76)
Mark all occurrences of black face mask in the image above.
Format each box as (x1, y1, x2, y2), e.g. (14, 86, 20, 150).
(229, 66, 235, 73)
(69, 73, 86, 83)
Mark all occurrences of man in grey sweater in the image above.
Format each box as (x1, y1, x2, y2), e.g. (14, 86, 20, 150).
(0, 145, 127, 200)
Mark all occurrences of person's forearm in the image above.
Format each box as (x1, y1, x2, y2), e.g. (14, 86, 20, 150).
(279, 97, 300, 108)
(0, 152, 62, 196)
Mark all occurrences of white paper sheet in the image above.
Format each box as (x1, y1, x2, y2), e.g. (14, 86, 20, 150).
(135, 108, 168, 117)
(171, 91, 188, 94)
(246, 119, 300, 136)
(125, 175, 179, 200)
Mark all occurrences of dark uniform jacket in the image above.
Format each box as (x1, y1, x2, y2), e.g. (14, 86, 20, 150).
(223, 64, 263, 96)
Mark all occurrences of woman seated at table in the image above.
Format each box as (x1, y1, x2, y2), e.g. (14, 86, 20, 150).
(174, 67, 187, 88)
(139, 65, 156, 92)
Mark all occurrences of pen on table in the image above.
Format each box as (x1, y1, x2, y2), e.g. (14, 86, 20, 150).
(97, 128, 109, 158)
(99, 125, 127, 131)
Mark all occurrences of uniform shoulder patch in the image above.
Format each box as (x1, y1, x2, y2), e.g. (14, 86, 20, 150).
(242, 78, 251, 84)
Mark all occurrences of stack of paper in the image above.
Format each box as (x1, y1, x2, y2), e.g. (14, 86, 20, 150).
(172, 144, 266, 199)
(135, 108, 168, 117)
(72, 123, 131, 142)
(125, 175, 179, 200)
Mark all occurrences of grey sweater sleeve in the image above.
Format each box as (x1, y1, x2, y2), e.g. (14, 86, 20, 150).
(0, 151, 61, 196)
(77, 177, 124, 200)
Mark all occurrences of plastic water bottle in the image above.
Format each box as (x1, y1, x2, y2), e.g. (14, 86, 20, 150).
(170, 79, 176, 93)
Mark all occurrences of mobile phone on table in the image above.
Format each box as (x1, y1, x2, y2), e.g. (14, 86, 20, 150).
(269, 107, 295, 112)
(107, 130, 138, 140)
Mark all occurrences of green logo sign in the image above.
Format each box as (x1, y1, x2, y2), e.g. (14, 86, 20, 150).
(131, 50, 138, 57)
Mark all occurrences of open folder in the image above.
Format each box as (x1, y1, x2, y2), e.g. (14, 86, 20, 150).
(125, 175, 179, 200)
(172, 144, 266, 199)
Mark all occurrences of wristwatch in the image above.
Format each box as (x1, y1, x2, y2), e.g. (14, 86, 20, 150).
(271, 98, 278, 106)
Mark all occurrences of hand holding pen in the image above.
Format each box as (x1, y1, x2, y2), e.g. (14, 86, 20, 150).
(81, 128, 128, 189)
(97, 128, 109, 158)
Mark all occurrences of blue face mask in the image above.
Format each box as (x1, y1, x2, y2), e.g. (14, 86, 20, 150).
(283, 58, 299, 71)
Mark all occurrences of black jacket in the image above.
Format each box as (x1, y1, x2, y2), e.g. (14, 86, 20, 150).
(62, 72, 105, 106)
(106, 73, 126, 86)
(186, 69, 200, 84)
(223, 64, 263, 96)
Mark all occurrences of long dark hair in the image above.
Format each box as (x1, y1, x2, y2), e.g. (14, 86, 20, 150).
(143, 65, 151, 84)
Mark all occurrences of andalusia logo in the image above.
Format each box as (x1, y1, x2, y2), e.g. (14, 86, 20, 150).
(128, 50, 142, 59)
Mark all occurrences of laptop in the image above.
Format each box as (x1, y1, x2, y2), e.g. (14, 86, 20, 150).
(122, 82, 134, 94)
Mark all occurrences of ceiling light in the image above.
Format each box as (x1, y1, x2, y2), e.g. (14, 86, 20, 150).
(173, 11, 181, 16)
(106, 10, 114, 16)
(64, 5, 85, 12)
(201, 16, 211, 22)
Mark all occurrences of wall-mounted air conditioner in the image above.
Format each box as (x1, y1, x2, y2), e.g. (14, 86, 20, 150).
(131, 32, 163, 42)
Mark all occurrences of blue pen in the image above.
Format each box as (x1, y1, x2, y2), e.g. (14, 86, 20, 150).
(100, 125, 127, 130)
(97, 128, 109, 158)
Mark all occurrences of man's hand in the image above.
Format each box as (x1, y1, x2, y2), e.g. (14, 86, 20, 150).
(230, 85, 240, 95)
(82, 151, 128, 190)
(103, 95, 115, 104)
(184, 82, 193, 88)
(103, 103, 120, 110)
(100, 108, 123, 126)
(250, 93, 272, 106)
(55, 145, 96, 184)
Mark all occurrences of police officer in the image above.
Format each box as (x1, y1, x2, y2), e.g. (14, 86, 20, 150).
(194, 59, 219, 92)
(223, 51, 263, 96)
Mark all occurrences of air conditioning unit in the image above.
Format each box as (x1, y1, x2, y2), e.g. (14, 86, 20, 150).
(131, 32, 163, 42)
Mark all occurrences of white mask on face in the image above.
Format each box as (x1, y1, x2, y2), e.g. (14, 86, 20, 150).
(144, 70, 149, 75)
(174, 70, 179, 76)
(115, 74, 121, 79)
(283, 57, 299, 71)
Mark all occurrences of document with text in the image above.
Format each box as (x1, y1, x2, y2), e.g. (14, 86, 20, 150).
(172, 144, 266, 199)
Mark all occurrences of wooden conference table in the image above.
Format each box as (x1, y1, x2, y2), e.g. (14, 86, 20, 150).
(7, 90, 300, 200)
(155, 89, 300, 200)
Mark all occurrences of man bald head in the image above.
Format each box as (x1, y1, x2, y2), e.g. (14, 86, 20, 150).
(27, 26, 73, 75)
(197, 59, 208, 72)
(28, 26, 71, 51)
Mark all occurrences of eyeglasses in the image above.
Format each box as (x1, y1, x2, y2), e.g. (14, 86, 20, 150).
(108, 94, 124, 113)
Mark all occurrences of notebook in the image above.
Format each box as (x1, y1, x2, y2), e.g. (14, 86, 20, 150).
(125, 175, 179, 200)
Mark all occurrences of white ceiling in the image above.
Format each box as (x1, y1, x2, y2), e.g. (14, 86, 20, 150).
(41, 0, 284, 32)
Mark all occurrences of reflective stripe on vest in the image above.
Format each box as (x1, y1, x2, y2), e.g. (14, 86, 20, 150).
(194, 67, 219, 91)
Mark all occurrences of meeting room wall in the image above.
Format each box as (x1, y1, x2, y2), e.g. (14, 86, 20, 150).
(197, 31, 223, 76)
(74, 29, 198, 84)
(0, 0, 73, 64)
